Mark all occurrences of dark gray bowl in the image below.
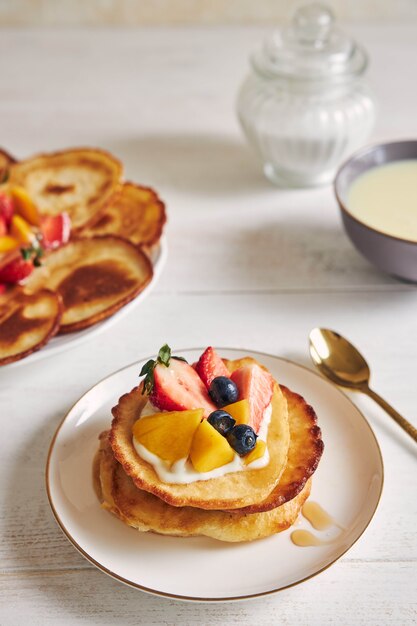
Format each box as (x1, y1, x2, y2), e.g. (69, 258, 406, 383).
(334, 140, 417, 282)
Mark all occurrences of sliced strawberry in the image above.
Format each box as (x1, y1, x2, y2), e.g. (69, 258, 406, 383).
(0, 215, 7, 236)
(195, 346, 230, 389)
(0, 257, 34, 283)
(40, 212, 71, 249)
(0, 192, 14, 226)
(150, 358, 216, 417)
(231, 364, 274, 433)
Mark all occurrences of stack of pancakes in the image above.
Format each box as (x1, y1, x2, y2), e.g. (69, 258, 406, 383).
(0, 147, 166, 364)
(95, 357, 324, 542)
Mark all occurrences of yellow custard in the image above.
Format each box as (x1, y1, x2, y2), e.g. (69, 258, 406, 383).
(347, 159, 417, 241)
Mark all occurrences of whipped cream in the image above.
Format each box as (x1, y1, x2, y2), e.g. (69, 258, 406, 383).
(132, 402, 272, 484)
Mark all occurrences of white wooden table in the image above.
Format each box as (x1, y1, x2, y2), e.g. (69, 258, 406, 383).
(1, 24, 416, 625)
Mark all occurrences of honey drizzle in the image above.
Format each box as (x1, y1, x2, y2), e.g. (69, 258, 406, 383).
(302, 501, 340, 531)
(291, 501, 343, 547)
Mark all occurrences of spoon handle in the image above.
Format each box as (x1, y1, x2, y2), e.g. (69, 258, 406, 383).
(365, 387, 417, 443)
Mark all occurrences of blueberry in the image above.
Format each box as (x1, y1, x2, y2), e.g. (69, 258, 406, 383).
(227, 424, 257, 456)
(208, 410, 236, 435)
(209, 376, 239, 407)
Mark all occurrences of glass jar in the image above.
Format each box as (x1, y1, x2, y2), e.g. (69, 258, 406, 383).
(237, 4, 376, 187)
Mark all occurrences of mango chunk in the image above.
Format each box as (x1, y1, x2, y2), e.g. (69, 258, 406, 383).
(10, 186, 41, 226)
(133, 409, 203, 463)
(243, 439, 267, 465)
(0, 235, 19, 253)
(9, 214, 35, 245)
(190, 420, 234, 472)
(222, 399, 250, 425)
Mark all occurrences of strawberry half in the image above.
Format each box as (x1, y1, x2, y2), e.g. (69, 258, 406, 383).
(0, 257, 34, 283)
(231, 364, 274, 434)
(0, 215, 7, 237)
(195, 346, 230, 389)
(150, 358, 216, 417)
(0, 192, 14, 226)
(40, 212, 71, 249)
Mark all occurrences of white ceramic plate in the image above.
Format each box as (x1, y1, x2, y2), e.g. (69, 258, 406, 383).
(46, 348, 383, 602)
(3, 238, 167, 369)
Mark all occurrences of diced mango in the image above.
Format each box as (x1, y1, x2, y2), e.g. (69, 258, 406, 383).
(189, 420, 234, 472)
(9, 214, 35, 245)
(10, 186, 41, 226)
(222, 399, 250, 425)
(243, 439, 267, 465)
(0, 235, 19, 253)
(133, 409, 203, 463)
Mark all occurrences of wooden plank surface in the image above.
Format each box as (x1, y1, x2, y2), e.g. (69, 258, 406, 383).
(0, 23, 416, 626)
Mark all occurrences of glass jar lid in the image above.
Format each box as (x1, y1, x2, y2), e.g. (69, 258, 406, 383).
(252, 3, 368, 83)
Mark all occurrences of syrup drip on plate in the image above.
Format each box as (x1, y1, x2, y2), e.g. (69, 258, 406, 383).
(291, 501, 343, 547)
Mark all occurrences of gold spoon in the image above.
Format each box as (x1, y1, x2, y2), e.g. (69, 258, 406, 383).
(309, 328, 417, 443)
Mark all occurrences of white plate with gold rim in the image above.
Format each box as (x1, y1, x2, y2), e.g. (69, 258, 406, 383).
(3, 238, 167, 369)
(46, 348, 383, 602)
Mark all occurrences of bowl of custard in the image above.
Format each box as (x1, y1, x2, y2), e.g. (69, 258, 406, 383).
(335, 140, 417, 282)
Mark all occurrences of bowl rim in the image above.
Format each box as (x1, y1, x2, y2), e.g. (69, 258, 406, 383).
(334, 138, 417, 245)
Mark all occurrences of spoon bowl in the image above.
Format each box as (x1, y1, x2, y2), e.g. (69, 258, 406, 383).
(309, 327, 417, 443)
(309, 328, 370, 388)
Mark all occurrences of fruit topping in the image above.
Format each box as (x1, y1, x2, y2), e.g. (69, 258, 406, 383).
(189, 419, 234, 472)
(0, 243, 43, 284)
(0, 235, 19, 253)
(0, 192, 14, 226)
(9, 186, 40, 226)
(140, 344, 216, 416)
(227, 424, 257, 456)
(207, 410, 236, 435)
(222, 399, 250, 425)
(243, 439, 267, 465)
(231, 364, 274, 434)
(9, 214, 36, 245)
(209, 376, 239, 407)
(0, 283, 6, 295)
(195, 346, 230, 389)
(40, 212, 71, 249)
(132, 409, 203, 464)
(0, 215, 7, 237)
(0, 256, 34, 283)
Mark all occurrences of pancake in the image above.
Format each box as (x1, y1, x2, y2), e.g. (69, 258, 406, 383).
(96, 432, 311, 542)
(0, 147, 16, 181)
(9, 148, 122, 229)
(79, 182, 166, 251)
(235, 385, 323, 513)
(23, 235, 153, 333)
(109, 357, 291, 510)
(0, 288, 62, 365)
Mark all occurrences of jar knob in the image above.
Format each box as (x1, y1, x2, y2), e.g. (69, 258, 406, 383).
(292, 3, 335, 46)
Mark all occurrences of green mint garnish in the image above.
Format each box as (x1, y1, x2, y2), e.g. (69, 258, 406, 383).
(139, 344, 187, 395)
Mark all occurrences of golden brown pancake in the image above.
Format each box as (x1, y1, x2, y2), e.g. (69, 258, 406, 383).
(110, 358, 291, 510)
(97, 432, 311, 542)
(0, 147, 16, 181)
(9, 148, 122, 229)
(79, 182, 166, 251)
(0, 288, 62, 365)
(235, 385, 323, 513)
(23, 236, 153, 333)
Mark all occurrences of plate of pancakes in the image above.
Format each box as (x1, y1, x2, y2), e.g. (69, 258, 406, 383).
(46, 348, 383, 602)
(0, 147, 167, 367)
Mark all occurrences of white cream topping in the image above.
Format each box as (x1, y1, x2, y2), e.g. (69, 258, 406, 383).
(132, 402, 272, 484)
